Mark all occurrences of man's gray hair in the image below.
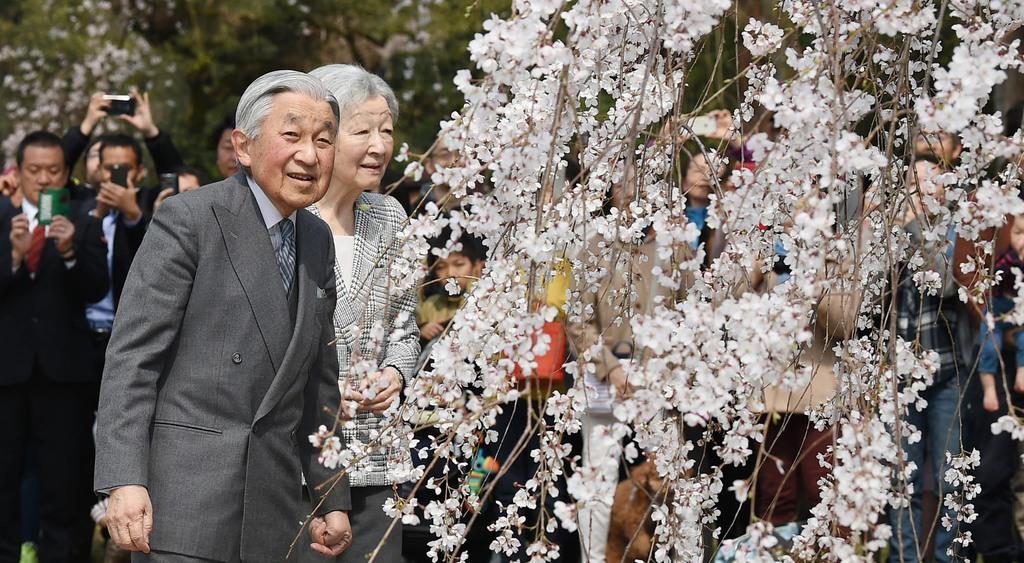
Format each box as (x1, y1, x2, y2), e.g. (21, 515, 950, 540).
(235, 70, 341, 139)
(309, 64, 399, 125)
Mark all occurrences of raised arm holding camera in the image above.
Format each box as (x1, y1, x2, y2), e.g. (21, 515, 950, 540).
(62, 88, 185, 200)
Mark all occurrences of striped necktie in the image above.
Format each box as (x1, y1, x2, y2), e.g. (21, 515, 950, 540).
(276, 218, 296, 293)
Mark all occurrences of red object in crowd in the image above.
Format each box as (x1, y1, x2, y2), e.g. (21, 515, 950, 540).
(512, 321, 568, 383)
(28, 225, 45, 273)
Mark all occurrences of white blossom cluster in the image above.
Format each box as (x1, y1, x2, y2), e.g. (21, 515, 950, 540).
(304, 0, 1024, 560)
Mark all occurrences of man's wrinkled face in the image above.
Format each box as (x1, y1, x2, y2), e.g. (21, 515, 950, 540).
(233, 92, 337, 216)
(18, 145, 68, 206)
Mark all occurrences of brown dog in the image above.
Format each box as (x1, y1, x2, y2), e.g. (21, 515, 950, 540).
(605, 460, 667, 563)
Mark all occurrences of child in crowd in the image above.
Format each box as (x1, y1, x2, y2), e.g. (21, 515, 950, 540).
(404, 226, 495, 563)
(978, 213, 1024, 412)
(415, 227, 486, 344)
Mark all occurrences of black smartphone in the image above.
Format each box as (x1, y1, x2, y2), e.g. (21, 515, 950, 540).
(103, 94, 136, 116)
(159, 173, 179, 195)
(111, 164, 129, 187)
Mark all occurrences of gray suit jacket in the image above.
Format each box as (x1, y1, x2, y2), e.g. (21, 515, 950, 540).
(94, 173, 349, 562)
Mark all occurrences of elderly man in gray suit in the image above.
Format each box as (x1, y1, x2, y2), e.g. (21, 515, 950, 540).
(94, 70, 352, 562)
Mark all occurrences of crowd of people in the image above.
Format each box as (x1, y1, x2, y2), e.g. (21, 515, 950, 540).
(2, 61, 1024, 563)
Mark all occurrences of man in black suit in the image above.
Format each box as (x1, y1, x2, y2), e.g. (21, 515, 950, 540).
(0, 131, 109, 562)
(84, 135, 149, 327)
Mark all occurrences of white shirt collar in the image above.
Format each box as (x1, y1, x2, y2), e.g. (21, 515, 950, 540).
(245, 175, 296, 230)
(22, 197, 38, 218)
(22, 198, 39, 230)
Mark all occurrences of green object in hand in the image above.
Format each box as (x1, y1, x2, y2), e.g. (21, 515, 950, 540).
(37, 188, 70, 225)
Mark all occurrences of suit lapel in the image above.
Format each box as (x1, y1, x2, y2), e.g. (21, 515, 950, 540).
(312, 194, 381, 330)
(254, 210, 318, 423)
(213, 177, 291, 373)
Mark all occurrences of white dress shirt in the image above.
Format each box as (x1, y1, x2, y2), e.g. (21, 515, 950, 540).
(333, 235, 354, 289)
(22, 198, 41, 232)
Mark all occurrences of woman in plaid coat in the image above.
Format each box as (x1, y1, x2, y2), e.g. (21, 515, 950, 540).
(305, 63, 420, 562)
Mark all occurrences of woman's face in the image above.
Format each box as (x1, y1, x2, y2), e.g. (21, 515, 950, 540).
(331, 96, 394, 195)
(216, 128, 240, 178)
(684, 153, 721, 203)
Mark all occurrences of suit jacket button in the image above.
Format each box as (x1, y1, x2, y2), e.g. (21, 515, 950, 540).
(232, 353, 242, 364)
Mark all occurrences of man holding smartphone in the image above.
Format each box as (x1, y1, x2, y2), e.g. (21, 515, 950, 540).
(94, 135, 145, 224)
(0, 131, 109, 562)
(82, 135, 148, 378)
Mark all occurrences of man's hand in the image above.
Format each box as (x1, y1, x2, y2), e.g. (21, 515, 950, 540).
(10, 214, 31, 266)
(0, 170, 19, 198)
(118, 88, 159, 138)
(47, 215, 76, 256)
(105, 485, 153, 554)
(357, 367, 403, 414)
(309, 510, 352, 557)
(93, 200, 111, 219)
(608, 366, 633, 398)
(81, 92, 110, 137)
(97, 181, 142, 222)
(420, 321, 447, 340)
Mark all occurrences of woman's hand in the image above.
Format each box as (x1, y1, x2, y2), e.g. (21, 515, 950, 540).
(356, 367, 403, 414)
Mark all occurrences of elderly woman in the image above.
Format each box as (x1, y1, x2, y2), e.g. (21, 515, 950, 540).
(305, 64, 420, 561)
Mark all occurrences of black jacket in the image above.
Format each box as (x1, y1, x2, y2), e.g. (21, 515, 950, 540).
(63, 126, 184, 308)
(62, 126, 185, 176)
(0, 196, 109, 384)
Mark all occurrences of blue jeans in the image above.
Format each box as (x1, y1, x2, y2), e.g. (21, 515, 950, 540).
(889, 378, 964, 563)
(978, 296, 1024, 375)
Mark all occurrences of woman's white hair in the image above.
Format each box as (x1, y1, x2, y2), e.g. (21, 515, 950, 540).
(309, 64, 399, 125)
(235, 70, 340, 140)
